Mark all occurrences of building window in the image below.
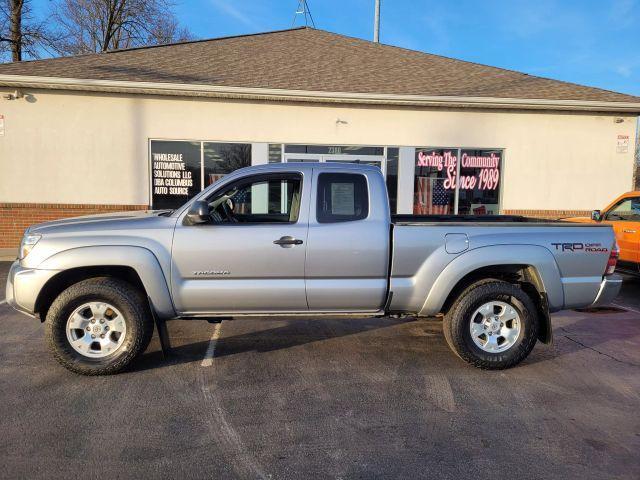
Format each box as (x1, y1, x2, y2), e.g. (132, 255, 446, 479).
(457, 149, 502, 215)
(150, 140, 251, 209)
(413, 148, 456, 214)
(386, 147, 399, 214)
(268, 144, 283, 163)
(150, 140, 202, 210)
(413, 147, 502, 215)
(203, 142, 251, 187)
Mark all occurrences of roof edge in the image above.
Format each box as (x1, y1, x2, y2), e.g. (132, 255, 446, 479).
(1, 75, 640, 113)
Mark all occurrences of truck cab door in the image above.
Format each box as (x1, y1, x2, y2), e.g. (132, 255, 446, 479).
(603, 195, 640, 271)
(171, 171, 310, 314)
(305, 168, 390, 311)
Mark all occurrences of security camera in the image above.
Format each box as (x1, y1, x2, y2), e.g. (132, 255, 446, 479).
(2, 89, 23, 100)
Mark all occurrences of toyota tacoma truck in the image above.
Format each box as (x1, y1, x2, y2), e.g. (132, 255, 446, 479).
(6, 163, 622, 375)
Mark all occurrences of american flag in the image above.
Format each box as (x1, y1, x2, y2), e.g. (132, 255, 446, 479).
(233, 187, 251, 214)
(414, 176, 451, 215)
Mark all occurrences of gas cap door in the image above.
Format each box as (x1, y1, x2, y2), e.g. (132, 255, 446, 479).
(445, 233, 469, 254)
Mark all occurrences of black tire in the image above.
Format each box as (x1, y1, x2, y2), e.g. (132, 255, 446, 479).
(443, 279, 539, 370)
(45, 277, 154, 375)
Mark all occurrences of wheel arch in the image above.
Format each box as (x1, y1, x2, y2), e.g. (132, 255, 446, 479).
(35, 246, 175, 321)
(420, 245, 563, 344)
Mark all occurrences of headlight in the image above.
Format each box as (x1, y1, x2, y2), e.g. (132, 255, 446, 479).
(19, 234, 41, 259)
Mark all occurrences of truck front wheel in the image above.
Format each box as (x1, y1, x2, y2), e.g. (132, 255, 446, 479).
(443, 279, 539, 369)
(45, 277, 154, 375)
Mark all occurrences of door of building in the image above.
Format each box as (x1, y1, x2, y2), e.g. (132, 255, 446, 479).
(283, 153, 386, 176)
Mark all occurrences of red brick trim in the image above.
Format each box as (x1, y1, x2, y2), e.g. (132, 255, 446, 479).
(502, 209, 591, 219)
(0, 203, 148, 248)
(0, 203, 593, 249)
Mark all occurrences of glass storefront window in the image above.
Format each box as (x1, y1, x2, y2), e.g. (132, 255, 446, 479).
(150, 140, 251, 209)
(150, 140, 201, 210)
(268, 144, 282, 163)
(413, 148, 457, 214)
(413, 147, 502, 215)
(386, 147, 399, 214)
(203, 142, 251, 187)
(457, 149, 502, 215)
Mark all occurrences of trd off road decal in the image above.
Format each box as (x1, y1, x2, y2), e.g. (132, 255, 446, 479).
(551, 242, 608, 253)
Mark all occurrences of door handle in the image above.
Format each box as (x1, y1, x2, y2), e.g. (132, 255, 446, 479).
(623, 229, 636, 234)
(273, 236, 303, 247)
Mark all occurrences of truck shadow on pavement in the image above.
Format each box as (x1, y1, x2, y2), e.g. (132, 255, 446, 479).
(129, 307, 640, 373)
(130, 316, 418, 372)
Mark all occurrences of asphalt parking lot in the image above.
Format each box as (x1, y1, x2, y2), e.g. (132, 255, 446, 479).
(1, 262, 639, 479)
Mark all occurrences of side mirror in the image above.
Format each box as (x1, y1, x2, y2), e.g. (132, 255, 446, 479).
(185, 200, 211, 225)
(591, 210, 602, 222)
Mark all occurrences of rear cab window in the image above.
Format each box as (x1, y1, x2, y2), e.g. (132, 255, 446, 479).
(316, 172, 369, 223)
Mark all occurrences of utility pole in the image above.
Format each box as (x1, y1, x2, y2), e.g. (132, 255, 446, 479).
(373, 0, 381, 42)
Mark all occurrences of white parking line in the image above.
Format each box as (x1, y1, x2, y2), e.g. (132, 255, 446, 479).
(0, 299, 6, 305)
(201, 321, 223, 367)
(612, 302, 640, 316)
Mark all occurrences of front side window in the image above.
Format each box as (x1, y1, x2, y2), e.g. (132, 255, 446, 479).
(606, 197, 640, 221)
(206, 175, 302, 224)
(317, 173, 369, 223)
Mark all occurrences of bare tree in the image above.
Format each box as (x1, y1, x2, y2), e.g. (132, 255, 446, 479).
(0, 0, 51, 61)
(51, 0, 193, 55)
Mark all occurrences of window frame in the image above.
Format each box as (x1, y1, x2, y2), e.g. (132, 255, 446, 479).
(202, 172, 304, 226)
(316, 172, 370, 224)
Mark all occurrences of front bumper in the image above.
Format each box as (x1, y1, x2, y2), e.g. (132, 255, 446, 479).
(5, 261, 60, 318)
(590, 274, 623, 308)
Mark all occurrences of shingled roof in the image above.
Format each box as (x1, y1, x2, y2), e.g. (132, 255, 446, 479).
(1, 27, 639, 108)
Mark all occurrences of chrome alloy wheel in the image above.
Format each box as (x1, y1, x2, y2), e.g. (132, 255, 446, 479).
(65, 302, 127, 358)
(469, 301, 521, 353)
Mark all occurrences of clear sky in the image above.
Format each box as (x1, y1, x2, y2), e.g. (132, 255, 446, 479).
(33, 0, 640, 96)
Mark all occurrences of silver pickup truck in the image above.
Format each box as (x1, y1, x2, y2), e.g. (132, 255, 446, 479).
(6, 163, 622, 375)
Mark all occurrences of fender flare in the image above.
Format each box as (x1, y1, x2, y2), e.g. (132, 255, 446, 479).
(418, 244, 564, 317)
(38, 245, 176, 319)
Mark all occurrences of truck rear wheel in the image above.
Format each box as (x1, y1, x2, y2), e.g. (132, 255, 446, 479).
(45, 277, 154, 375)
(443, 279, 539, 369)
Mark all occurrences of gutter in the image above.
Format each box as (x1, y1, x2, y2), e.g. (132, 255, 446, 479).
(1, 74, 640, 113)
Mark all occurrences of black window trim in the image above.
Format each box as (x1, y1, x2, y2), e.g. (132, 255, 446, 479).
(199, 172, 304, 226)
(316, 172, 370, 224)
